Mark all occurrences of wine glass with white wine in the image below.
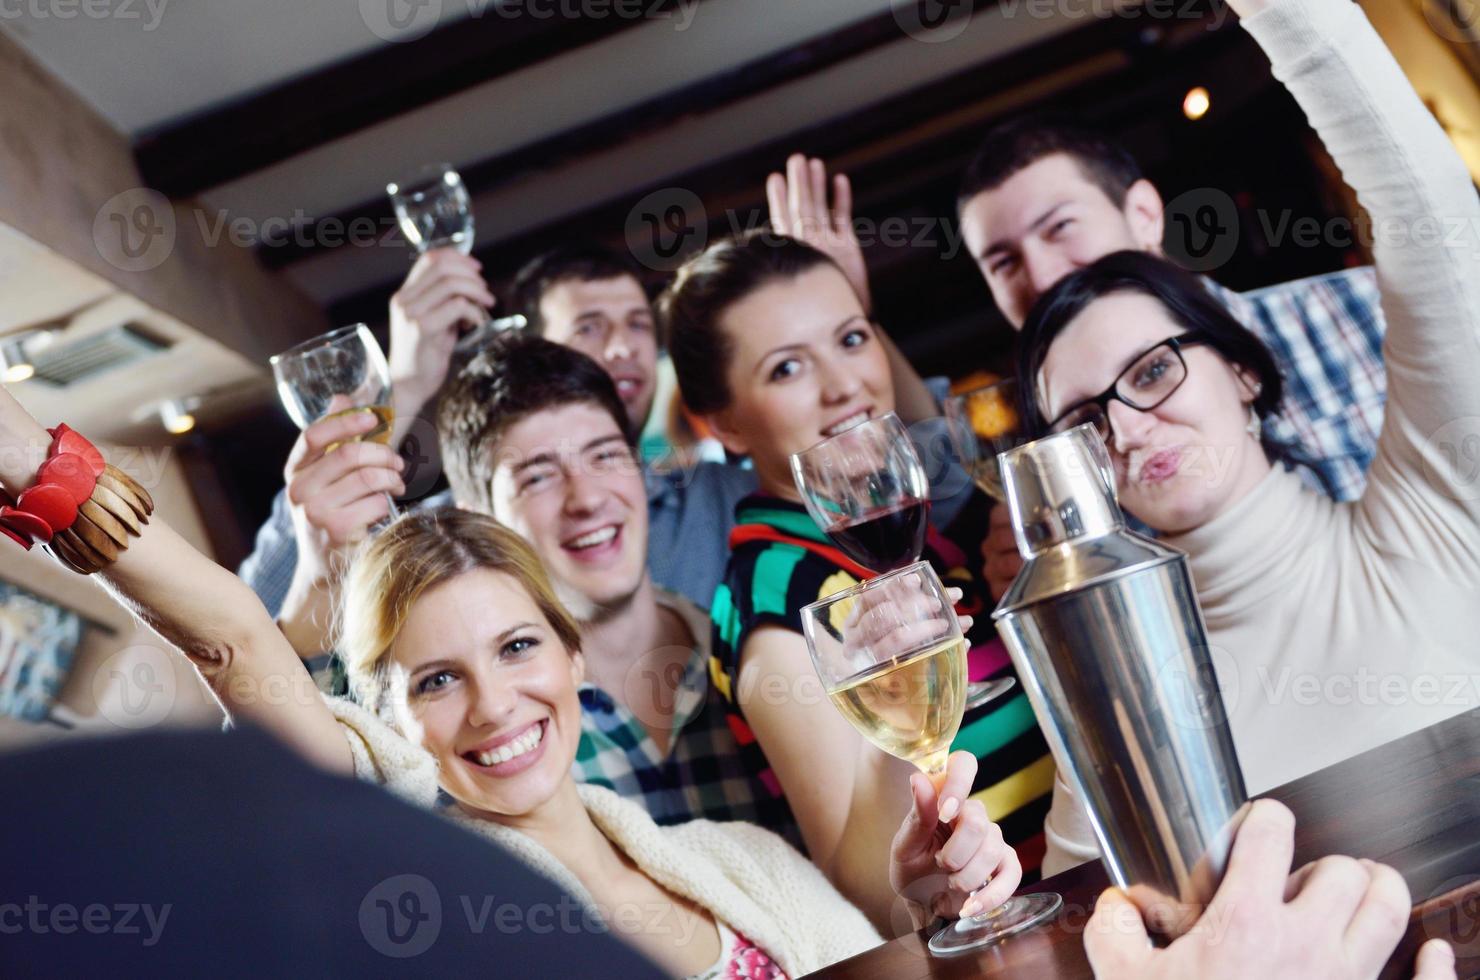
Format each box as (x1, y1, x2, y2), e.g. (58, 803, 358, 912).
(387, 163, 523, 355)
(801, 562, 1062, 955)
(270, 324, 398, 520)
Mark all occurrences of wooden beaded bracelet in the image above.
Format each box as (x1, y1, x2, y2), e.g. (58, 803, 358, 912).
(0, 424, 153, 574)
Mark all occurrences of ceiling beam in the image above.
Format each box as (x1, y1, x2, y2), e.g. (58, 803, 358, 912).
(254, 0, 1012, 272)
(132, 0, 706, 198)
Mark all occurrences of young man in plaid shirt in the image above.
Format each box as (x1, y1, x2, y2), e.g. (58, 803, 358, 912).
(433, 332, 793, 840)
(955, 118, 1387, 597)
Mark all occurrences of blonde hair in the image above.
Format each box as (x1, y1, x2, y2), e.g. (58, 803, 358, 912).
(338, 507, 583, 713)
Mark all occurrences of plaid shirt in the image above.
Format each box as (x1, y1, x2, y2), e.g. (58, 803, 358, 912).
(571, 589, 789, 837)
(1206, 266, 1386, 502)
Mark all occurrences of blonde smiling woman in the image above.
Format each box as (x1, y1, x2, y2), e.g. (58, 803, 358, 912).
(0, 385, 1025, 977)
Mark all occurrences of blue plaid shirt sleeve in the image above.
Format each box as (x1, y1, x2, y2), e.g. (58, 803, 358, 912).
(1209, 266, 1387, 502)
(236, 488, 298, 620)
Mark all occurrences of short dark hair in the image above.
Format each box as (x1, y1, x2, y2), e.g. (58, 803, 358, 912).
(1015, 250, 1333, 496)
(659, 231, 841, 416)
(436, 332, 636, 513)
(957, 116, 1144, 215)
(509, 242, 648, 335)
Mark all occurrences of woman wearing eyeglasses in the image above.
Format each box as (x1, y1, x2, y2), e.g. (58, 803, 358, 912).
(1015, 0, 1480, 816)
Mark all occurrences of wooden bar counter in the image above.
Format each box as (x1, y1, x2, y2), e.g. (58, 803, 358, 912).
(809, 709, 1480, 979)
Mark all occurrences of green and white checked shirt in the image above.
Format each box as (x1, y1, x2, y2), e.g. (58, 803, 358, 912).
(571, 590, 790, 839)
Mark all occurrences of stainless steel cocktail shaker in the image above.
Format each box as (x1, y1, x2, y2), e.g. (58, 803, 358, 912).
(992, 424, 1247, 911)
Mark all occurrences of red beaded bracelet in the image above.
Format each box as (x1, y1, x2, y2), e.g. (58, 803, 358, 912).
(0, 424, 105, 550)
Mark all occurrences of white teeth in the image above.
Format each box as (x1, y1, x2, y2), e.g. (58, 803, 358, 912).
(615, 379, 639, 396)
(567, 526, 618, 550)
(824, 411, 869, 438)
(474, 723, 544, 767)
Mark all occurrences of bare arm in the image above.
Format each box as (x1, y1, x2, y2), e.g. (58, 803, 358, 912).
(737, 626, 915, 931)
(0, 386, 352, 774)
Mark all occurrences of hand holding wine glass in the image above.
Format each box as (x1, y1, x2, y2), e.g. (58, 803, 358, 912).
(387, 248, 496, 418)
(388, 164, 522, 358)
(803, 562, 1060, 953)
(271, 324, 399, 522)
(793, 412, 1014, 710)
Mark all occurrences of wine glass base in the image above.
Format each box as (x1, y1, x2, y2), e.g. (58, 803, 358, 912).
(963, 675, 1017, 711)
(927, 891, 1063, 956)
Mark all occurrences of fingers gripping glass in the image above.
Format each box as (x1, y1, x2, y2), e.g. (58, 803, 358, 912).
(271, 324, 399, 523)
(802, 564, 1059, 955)
(1048, 336, 1208, 441)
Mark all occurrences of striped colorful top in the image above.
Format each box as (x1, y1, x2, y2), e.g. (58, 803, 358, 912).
(709, 493, 1053, 879)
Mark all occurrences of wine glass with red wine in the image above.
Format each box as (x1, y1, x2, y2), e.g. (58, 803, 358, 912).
(790, 413, 930, 573)
(791, 412, 1015, 712)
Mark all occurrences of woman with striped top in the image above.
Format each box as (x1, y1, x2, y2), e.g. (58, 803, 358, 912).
(661, 231, 1058, 930)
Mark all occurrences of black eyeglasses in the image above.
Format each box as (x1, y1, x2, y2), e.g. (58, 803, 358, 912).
(1048, 336, 1209, 442)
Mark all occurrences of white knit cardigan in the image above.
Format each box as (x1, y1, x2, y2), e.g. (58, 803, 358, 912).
(327, 697, 883, 976)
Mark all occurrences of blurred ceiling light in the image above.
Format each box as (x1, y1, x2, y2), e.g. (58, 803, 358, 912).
(160, 398, 198, 435)
(0, 330, 56, 383)
(1183, 86, 1212, 121)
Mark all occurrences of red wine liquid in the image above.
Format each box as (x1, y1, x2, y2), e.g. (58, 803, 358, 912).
(826, 500, 929, 572)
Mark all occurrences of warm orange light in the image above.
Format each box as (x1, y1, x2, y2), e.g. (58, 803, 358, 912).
(1184, 87, 1212, 121)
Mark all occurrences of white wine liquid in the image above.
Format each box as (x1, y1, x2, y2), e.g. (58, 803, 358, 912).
(827, 637, 967, 774)
(323, 404, 395, 450)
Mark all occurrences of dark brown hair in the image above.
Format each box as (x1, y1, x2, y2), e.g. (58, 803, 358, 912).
(658, 230, 840, 415)
(436, 332, 635, 514)
(510, 242, 648, 336)
(958, 115, 1144, 214)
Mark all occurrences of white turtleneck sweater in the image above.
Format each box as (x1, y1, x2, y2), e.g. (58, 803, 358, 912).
(1162, 0, 1480, 794)
(1044, 0, 1480, 873)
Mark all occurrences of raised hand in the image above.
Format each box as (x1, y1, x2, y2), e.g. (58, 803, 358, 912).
(1083, 799, 1454, 980)
(766, 153, 872, 315)
(387, 248, 496, 420)
(284, 403, 406, 586)
(890, 751, 1022, 925)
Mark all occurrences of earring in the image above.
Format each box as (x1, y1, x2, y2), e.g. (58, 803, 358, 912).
(1246, 404, 1263, 440)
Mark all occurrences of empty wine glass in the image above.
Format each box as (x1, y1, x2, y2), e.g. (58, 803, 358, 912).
(271, 324, 397, 520)
(387, 163, 519, 354)
(941, 379, 1028, 709)
(943, 377, 1024, 504)
(802, 562, 1062, 955)
(388, 162, 474, 256)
